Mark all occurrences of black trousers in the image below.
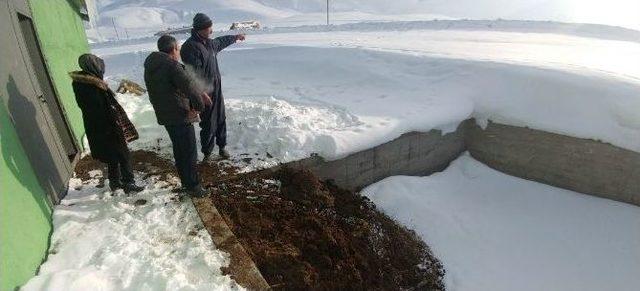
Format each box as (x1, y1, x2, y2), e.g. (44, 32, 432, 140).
(199, 95, 226, 155)
(165, 123, 200, 189)
(107, 146, 134, 186)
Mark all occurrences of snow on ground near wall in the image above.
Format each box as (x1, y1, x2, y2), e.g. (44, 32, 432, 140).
(21, 174, 243, 291)
(100, 46, 473, 164)
(362, 153, 640, 291)
(98, 30, 640, 164)
(111, 88, 364, 169)
(248, 29, 640, 82)
(220, 45, 640, 154)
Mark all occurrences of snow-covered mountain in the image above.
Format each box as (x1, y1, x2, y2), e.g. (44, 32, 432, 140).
(86, 0, 640, 42)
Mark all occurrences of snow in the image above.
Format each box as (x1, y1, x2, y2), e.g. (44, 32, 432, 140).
(87, 0, 295, 41)
(220, 46, 473, 159)
(28, 2, 640, 289)
(362, 153, 640, 291)
(102, 7, 180, 29)
(219, 40, 640, 154)
(86, 0, 640, 42)
(21, 173, 243, 291)
(95, 46, 471, 165)
(225, 96, 363, 162)
(92, 25, 640, 165)
(273, 12, 454, 27)
(247, 29, 640, 81)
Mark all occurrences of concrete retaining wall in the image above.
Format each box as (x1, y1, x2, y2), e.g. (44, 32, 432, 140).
(282, 118, 640, 207)
(466, 120, 640, 206)
(286, 123, 467, 191)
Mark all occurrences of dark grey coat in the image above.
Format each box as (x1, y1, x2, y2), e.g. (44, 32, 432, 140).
(180, 31, 237, 151)
(144, 51, 204, 126)
(180, 32, 237, 97)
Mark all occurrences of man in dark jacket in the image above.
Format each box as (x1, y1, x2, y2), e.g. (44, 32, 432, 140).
(70, 54, 143, 193)
(181, 13, 245, 161)
(144, 35, 212, 197)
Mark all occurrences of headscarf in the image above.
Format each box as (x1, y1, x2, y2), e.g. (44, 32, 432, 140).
(72, 54, 139, 143)
(78, 53, 105, 79)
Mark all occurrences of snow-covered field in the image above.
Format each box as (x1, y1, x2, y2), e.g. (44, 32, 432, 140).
(86, 0, 640, 42)
(94, 23, 640, 164)
(363, 153, 640, 291)
(21, 173, 243, 291)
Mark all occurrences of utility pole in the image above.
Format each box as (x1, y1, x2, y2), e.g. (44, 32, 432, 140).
(111, 17, 120, 40)
(326, 0, 330, 25)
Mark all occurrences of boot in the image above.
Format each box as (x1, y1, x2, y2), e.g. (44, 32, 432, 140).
(123, 182, 144, 194)
(218, 147, 230, 159)
(109, 181, 123, 192)
(202, 152, 212, 163)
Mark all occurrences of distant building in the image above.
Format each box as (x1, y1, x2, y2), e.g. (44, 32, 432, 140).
(1, 0, 92, 289)
(154, 26, 192, 36)
(230, 20, 261, 30)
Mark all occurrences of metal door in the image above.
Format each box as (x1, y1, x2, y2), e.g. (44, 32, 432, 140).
(17, 13, 79, 160)
(1, 0, 76, 204)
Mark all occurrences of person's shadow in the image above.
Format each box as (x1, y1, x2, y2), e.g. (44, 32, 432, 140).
(3, 75, 64, 218)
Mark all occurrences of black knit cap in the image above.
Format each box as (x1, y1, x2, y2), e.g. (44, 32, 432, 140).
(192, 13, 213, 30)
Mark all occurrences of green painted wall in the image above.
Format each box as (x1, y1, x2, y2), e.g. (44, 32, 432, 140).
(29, 0, 90, 143)
(0, 1, 90, 290)
(0, 103, 53, 291)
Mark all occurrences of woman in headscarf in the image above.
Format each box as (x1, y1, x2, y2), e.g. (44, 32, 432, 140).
(69, 53, 143, 193)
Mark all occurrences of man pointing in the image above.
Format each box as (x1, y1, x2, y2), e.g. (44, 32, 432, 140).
(181, 13, 245, 161)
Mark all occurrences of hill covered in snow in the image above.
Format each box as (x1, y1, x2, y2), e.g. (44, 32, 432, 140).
(86, 0, 640, 42)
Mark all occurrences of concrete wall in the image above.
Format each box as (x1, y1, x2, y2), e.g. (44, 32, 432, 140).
(286, 124, 467, 191)
(466, 120, 640, 206)
(284, 118, 640, 207)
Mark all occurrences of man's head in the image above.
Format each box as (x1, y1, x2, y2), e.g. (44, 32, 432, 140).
(157, 34, 180, 60)
(192, 13, 213, 39)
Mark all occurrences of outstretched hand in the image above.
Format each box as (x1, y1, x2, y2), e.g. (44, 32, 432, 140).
(236, 34, 246, 42)
(201, 92, 212, 107)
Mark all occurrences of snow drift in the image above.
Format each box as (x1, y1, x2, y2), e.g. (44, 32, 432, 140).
(363, 153, 640, 291)
(97, 32, 640, 165)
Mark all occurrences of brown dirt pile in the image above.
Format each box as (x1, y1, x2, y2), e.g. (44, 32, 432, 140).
(74, 150, 445, 290)
(209, 167, 445, 290)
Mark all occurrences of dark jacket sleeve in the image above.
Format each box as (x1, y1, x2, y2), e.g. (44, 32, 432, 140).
(211, 35, 237, 53)
(170, 63, 204, 112)
(180, 41, 202, 69)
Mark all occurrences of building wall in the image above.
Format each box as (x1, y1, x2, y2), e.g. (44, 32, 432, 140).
(29, 0, 90, 142)
(0, 104, 53, 291)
